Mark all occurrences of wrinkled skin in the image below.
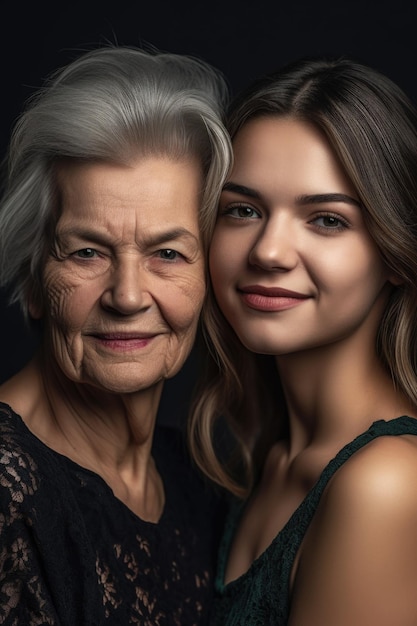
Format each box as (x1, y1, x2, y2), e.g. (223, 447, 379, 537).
(33, 156, 205, 395)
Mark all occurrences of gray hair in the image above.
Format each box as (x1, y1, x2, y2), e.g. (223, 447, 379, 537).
(0, 45, 232, 320)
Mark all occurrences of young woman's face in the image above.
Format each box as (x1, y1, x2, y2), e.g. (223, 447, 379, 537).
(209, 117, 396, 357)
(34, 157, 205, 394)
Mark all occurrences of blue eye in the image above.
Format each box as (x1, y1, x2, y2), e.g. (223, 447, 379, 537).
(159, 249, 179, 260)
(75, 248, 98, 258)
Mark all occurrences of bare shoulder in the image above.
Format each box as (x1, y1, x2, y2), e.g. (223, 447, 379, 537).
(326, 432, 417, 514)
(289, 433, 417, 625)
(304, 431, 417, 550)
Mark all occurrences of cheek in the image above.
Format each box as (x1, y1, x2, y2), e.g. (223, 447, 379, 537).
(310, 239, 386, 286)
(209, 248, 244, 318)
(42, 267, 85, 330)
(159, 271, 206, 332)
(311, 248, 389, 320)
(209, 233, 235, 292)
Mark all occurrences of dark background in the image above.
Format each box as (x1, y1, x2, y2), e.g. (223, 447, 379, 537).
(0, 0, 415, 425)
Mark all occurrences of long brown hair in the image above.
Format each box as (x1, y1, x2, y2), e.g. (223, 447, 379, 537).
(189, 56, 417, 497)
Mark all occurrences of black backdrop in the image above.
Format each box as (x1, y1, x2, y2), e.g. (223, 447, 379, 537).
(0, 0, 415, 426)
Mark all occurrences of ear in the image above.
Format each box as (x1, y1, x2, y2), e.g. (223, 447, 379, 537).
(387, 271, 404, 287)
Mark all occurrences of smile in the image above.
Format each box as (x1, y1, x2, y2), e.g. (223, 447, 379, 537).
(238, 285, 310, 312)
(90, 332, 157, 351)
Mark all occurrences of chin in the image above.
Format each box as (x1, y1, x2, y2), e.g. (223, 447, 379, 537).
(91, 378, 162, 395)
(79, 366, 164, 395)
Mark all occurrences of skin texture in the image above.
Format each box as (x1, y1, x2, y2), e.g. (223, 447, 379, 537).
(1, 155, 205, 521)
(209, 117, 417, 624)
(36, 157, 205, 394)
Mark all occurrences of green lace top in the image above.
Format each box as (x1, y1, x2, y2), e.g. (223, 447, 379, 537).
(212, 416, 417, 626)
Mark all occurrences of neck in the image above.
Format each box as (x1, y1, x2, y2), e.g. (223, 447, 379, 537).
(0, 351, 167, 521)
(275, 330, 415, 459)
(0, 350, 164, 480)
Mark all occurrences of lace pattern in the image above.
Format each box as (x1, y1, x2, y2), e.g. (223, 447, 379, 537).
(0, 403, 223, 625)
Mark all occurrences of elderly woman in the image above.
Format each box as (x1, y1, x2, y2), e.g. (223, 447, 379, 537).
(0, 46, 231, 625)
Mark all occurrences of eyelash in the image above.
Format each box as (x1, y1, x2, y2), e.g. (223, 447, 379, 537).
(69, 249, 185, 267)
(309, 213, 349, 233)
(157, 249, 183, 261)
(74, 248, 100, 259)
(219, 204, 261, 219)
(220, 204, 349, 233)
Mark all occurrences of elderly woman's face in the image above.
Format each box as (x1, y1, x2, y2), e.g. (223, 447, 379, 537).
(33, 157, 205, 394)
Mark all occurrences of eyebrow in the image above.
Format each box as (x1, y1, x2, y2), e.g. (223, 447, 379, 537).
(57, 226, 200, 247)
(141, 227, 199, 246)
(222, 182, 361, 209)
(296, 193, 362, 208)
(222, 182, 261, 199)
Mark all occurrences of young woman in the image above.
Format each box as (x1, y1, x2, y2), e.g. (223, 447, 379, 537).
(189, 57, 417, 625)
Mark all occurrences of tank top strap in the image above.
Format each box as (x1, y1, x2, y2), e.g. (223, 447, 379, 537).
(307, 416, 417, 512)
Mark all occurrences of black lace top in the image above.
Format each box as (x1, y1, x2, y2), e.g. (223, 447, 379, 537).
(0, 402, 225, 625)
(212, 416, 417, 626)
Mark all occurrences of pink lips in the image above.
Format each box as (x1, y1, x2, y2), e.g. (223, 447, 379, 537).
(92, 332, 155, 351)
(239, 285, 310, 312)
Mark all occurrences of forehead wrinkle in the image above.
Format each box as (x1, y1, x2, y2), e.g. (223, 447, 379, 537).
(55, 224, 117, 245)
(139, 227, 200, 248)
(56, 223, 201, 253)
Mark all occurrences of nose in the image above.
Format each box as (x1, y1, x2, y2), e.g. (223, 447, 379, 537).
(100, 256, 153, 315)
(248, 214, 298, 271)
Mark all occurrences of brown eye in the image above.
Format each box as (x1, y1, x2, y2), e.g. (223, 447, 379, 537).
(238, 206, 257, 218)
(320, 216, 340, 227)
(223, 205, 261, 219)
(311, 214, 348, 232)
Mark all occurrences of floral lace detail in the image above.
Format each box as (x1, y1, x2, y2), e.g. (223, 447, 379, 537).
(0, 403, 223, 625)
(94, 530, 210, 624)
(0, 420, 56, 625)
(0, 433, 39, 503)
